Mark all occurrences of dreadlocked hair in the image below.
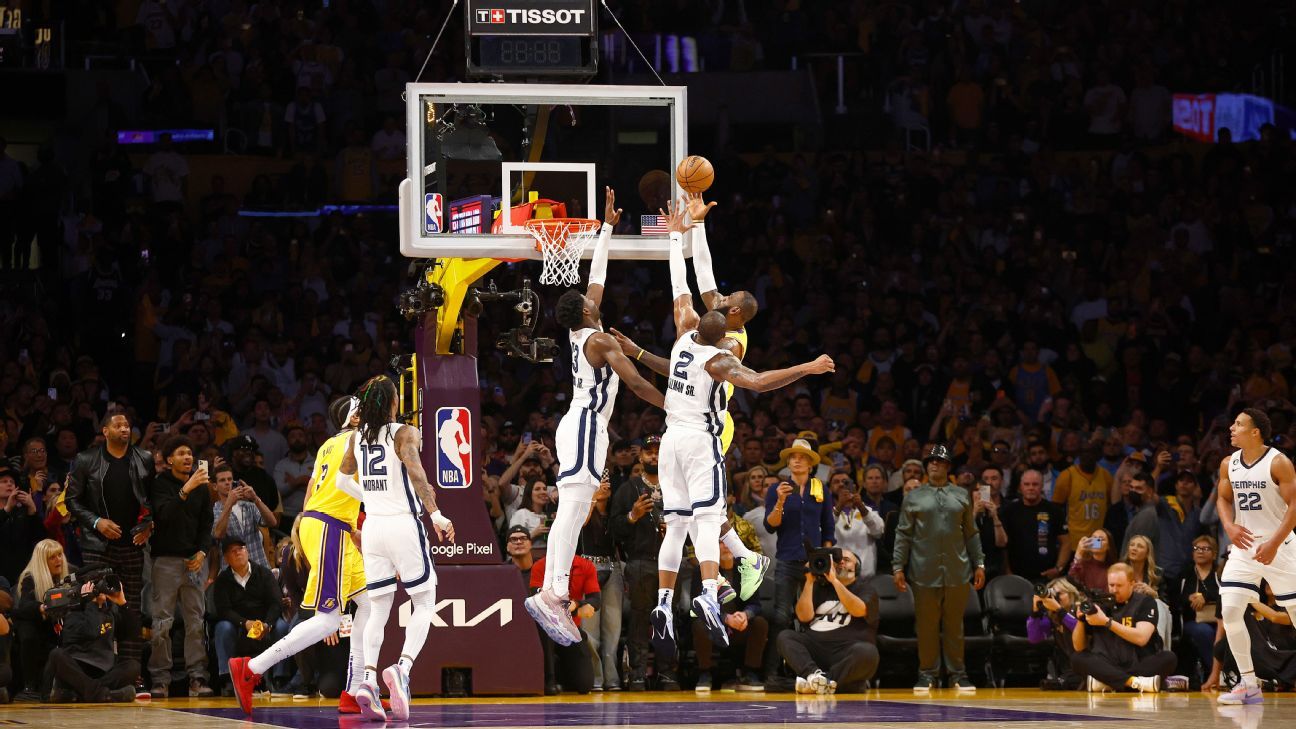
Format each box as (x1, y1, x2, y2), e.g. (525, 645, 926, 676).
(355, 375, 398, 445)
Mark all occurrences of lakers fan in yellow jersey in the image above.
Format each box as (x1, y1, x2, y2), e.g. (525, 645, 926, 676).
(230, 397, 379, 718)
(612, 191, 770, 602)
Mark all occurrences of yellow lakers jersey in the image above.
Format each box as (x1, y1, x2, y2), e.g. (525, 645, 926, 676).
(719, 328, 748, 453)
(303, 430, 362, 529)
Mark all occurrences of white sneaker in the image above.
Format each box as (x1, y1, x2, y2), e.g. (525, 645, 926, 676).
(806, 670, 830, 694)
(794, 677, 815, 694)
(1087, 676, 1112, 693)
(1130, 675, 1161, 693)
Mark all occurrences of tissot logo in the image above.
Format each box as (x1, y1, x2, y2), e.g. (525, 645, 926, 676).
(491, 9, 505, 23)
(475, 8, 507, 23)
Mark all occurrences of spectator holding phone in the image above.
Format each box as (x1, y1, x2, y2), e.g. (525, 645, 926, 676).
(831, 469, 884, 580)
(510, 480, 554, 548)
(64, 409, 154, 675)
(1, 466, 45, 585)
(212, 462, 278, 570)
(148, 435, 214, 698)
(1068, 528, 1116, 592)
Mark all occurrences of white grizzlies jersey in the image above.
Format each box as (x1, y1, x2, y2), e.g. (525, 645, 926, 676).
(664, 332, 731, 433)
(353, 422, 422, 518)
(568, 328, 620, 419)
(1228, 447, 1288, 540)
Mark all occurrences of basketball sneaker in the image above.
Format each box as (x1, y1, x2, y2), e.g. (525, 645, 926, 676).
(650, 604, 677, 660)
(353, 682, 386, 722)
(692, 591, 729, 648)
(1218, 682, 1263, 705)
(382, 665, 411, 721)
(228, 657, 262, 716)
(1130, 675, 1161, 693)
(339, 691, 392, 714)
(1086, 676, 1112, 693)
(737, 554, 771, 601)
(523, 589, 578, 646)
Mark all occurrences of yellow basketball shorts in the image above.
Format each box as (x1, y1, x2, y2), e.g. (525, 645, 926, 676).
(299, 511, 366, 613)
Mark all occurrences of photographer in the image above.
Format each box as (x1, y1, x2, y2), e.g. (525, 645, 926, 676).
(1028, 578, 1084, 689)
(1070, 562, 1177, 692)
(46, 573, 139, 703)
(776, 549, 878, 694)
(14, 540, 72, 701)
(148, 435, 215, 698)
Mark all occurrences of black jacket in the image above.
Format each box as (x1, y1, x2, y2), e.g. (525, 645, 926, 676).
(149, 471, 214, 559)
(610, 477, 664, 561)
(212, 562, 281, 627)
(60, 599, 138, 672)
(0, 507, 45, 584)
(64, 445, 153, 553)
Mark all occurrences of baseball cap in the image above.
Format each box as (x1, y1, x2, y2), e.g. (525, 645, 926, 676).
(230, 434, 260, 452)
(501, 420, 517, 431)
(221, 537, 248, 553)
(506, 525, 531, 540)
(643, 435, 662, 448)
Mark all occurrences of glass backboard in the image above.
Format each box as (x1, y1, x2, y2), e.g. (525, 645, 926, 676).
(399, 83, 689, 262)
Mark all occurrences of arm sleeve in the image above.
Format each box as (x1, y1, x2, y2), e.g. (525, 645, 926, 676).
(668, 232, 690, 300)
(690, 225, 718, 295)
(335, 472, 364, 500)
(588, 223, 612, 286)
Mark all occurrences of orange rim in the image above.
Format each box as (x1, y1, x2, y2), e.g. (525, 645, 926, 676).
(524, 218, 601, 252)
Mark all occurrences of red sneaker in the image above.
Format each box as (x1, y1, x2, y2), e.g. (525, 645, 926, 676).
(229, 657, 262, 716)
(339, 691, 392, 714)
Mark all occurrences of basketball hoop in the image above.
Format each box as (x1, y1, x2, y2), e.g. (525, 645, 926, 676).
(525, 218, 601, 287)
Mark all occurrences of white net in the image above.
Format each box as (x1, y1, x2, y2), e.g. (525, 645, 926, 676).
(525, 218, 601, 287)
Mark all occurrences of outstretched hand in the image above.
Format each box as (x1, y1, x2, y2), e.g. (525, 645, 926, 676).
(684, 192, 716, 222)
(807, 354, 835, 374)
(604, 186, 622, 226)
(609, 328, 640, 357)
(661, 197, 692, 235)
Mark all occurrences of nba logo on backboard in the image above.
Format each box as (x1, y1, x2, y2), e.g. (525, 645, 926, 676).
(424, 193, 443, 234)
(435, 407, 472, 489)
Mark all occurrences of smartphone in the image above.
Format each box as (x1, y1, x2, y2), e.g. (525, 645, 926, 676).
(978, 484, 992, 503)
(197, 459, 209, 474)
(161, 423, 171, 434)
(521, 432, 533, 445)
(47, 387, 57, 399)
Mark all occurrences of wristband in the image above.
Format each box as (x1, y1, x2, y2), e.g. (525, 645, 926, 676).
(94, 517, 101, 530)
(430, 510, 453, 530)
(636, 349, 644, 361)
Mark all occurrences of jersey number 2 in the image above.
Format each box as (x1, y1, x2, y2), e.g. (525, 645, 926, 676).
(1237, 491, 1262, 511)
(361, 445, 387, 477)
(673, 351, 694, 380)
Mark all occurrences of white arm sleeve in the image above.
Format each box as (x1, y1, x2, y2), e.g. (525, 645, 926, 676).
(669, 232, 690, 300)
(335, 472, 364, 500)
(587, 222, 613, 287)
(690, 225, 718, 295)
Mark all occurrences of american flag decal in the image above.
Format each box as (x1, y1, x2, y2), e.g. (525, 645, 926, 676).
(640, 214, 668, 235)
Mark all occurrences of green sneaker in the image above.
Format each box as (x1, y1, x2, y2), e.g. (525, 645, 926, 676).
(737, 554, 771, 601)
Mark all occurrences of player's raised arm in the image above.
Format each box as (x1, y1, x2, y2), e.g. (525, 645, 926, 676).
(588, 332, 665, 408)
(683, 192, 721, 311)
(1257, 452, 1296, 564)
(705, 352, 835, 393)
(665, 199, 699, 338)
(1216, 456, 1253, 551)
(609, 327, 669, 377)
(395, 424, 455, 543)
(586, 186, 621, 309)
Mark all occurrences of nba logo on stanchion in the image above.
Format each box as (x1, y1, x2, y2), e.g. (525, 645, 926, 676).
(424, 193, 443, 234)
(435, 407, 472, 489)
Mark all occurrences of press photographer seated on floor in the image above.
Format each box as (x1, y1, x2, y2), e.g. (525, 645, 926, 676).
(45, 569, 140, 703)
(1070, 562, 1177, 693)
(1029, 577, 1085, 690)
(776, 547, 879, 695)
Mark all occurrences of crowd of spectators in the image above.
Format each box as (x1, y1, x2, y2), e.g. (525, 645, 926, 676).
(2, 0, 1296, 703)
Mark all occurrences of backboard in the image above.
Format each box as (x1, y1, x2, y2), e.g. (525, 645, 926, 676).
(399, 83, 690, 262)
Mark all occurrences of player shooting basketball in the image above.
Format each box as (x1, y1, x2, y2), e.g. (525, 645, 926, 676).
(613, 191, 772, 603)
(647, 198, 833, 659)
(524, 187, 667, 647)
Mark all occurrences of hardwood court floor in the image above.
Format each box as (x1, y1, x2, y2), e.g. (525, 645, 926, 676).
(1, 688, 1292, 729)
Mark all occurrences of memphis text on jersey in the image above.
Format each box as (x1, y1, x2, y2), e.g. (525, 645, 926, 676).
(668, 377, 696, 397)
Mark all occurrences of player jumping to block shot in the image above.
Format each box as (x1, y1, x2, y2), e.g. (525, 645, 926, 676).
(1215, 407, 1296, 705)
(650, 199, 833, 658)
(613, 191, 771, 603)
(524, 187, 667, 647)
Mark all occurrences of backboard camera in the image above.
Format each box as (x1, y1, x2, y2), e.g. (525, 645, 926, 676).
(497, 327, 558, 364)
(398, 280, 446, 320)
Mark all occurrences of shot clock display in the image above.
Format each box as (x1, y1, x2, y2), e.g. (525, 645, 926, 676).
(464, 0, 596, 78)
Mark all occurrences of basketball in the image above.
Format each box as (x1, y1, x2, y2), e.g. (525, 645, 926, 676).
(458, 442, 472, 455)
(676, 155, 714, 194)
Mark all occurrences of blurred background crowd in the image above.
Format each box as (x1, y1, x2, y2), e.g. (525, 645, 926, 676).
(1, 0, 1295, 702)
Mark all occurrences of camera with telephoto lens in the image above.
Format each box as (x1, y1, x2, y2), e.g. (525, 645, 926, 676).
(41, 568, 123, 619)
(805, 540, 843, 577)
(1079, 591, 1116, 616)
